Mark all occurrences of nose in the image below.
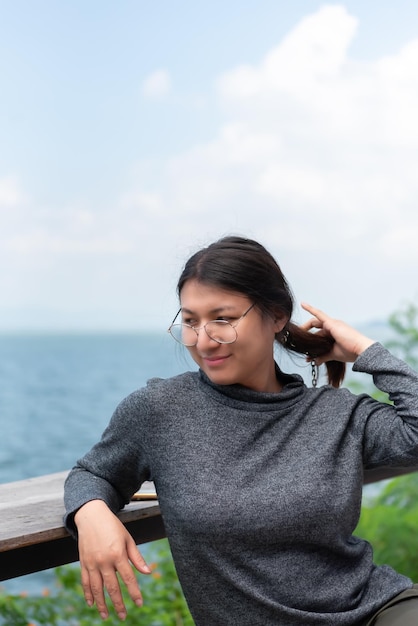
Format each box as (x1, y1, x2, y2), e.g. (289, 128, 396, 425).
(195, 325, 217, 350)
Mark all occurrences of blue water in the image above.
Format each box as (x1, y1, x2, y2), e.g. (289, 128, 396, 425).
(0, 333, 201, 483)
(0, 332, 196, 595)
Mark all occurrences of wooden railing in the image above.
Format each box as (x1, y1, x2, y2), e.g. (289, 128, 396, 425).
(1, 467, 417, 582)
(0, 471, 165, 581)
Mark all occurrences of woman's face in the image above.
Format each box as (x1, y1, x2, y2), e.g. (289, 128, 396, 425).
(179, 280, 286, 392)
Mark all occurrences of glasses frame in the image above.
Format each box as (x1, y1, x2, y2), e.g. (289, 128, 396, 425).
(167, 303, 255, 347)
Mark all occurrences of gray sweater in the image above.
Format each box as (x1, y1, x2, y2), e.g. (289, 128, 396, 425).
(64, 343, 418, 625)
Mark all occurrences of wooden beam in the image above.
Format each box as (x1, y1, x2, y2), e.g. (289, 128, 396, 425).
(363, 466, 418, 484)
(0, 515, 166, 581)
(0, 471, 164, 581)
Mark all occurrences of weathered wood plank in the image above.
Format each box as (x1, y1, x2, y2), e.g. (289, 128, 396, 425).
(0, 471, 164, 580)
(0, 471, 159, 552)
(0, 515, 166, 580)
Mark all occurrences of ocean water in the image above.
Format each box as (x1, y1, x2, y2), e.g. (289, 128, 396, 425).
(0, 331, 197, 595)
(0, 326, 385, 596)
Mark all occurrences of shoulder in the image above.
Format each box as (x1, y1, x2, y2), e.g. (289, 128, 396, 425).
(107, 371, 200, 427)
(145, 370, 200, 395)
(117, 371, 200, 409)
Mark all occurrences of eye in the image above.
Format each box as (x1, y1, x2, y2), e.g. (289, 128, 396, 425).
(182, 318, 197, 326)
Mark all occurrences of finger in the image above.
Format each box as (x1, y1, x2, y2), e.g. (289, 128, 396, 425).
(299, 318, 323, 332)
(122, 543, 150, 608)
(101, 568, 128, 620)
(87, 569, 111, 620)
(127, 540, 151, 576)
(115, 562, 143, 611)
(301, 302, 328, 321)
(80, 566, 94, 608)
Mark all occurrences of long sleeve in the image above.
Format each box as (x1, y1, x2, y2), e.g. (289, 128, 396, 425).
(352, 342, 418, 468)
(63, 387, 152, 536)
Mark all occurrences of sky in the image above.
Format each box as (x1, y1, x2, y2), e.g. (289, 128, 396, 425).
(1, 0, 418, 332)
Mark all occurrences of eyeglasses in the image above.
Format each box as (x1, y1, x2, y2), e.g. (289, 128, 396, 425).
(167, 303, 255, 347)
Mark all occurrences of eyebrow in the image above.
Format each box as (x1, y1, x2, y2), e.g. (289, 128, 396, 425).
(180, 305, 238, 315)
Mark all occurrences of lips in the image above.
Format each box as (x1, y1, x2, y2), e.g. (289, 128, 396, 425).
(202, 355, 230, 366)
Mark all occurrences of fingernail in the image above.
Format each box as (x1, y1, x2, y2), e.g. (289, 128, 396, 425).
(118, 612, 126, 621)
(135, 598, 143, 607)
(100, 612, 108, 620)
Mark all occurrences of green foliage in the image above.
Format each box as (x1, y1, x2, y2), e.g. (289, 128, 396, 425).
(386, 302, 418, 368)
(356, 474, 418, 581)
(346, 300, 418, 401)
(0, 539, 193, 626)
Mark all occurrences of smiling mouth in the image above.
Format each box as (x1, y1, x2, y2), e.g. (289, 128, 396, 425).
(203, 355, 230, 366)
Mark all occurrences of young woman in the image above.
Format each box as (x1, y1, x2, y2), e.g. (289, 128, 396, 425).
(64, 236, 418, 625)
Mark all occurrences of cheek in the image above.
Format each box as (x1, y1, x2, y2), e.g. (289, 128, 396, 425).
(251, 321, 277, 344)
(186, 346, 200, 364)
(248, 331, 277, 360)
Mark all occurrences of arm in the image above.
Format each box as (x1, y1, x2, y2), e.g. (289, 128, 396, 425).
(353, 341, 418, 467)
(301, 303, 418, 467)
(64, 389, 153, 619)
(64, 388, 152, 526)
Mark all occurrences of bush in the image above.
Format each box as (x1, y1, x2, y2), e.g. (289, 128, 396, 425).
(355, 474, 418, 582)
(0, 539, 193, 626)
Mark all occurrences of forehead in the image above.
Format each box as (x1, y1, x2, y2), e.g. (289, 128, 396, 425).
(179, 280, 249, 311)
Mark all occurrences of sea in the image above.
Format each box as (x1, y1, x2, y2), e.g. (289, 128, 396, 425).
(0, 325, 387, 596)
(0, 331, 199, 596)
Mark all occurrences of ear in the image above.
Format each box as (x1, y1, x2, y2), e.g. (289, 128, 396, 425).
(273, 312, 288, 334)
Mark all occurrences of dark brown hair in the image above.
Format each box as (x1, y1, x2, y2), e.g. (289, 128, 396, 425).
(177, 235, 345, 387)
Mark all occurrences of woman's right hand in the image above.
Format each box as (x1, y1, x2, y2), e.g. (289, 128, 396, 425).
(74, 499, 151, 621)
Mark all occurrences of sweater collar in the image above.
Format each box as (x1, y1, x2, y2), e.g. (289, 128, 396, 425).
(198, 364, 306, 407)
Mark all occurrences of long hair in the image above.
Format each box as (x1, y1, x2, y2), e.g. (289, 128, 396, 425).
(177, 236, 345, 387)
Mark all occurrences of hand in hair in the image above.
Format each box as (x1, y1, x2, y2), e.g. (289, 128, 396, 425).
(300, 303, 375, 366)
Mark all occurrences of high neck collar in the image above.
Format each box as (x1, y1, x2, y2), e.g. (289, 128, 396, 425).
(197, 364, 306, 408)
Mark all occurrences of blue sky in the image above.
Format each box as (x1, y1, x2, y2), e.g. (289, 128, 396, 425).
(2, 1, 418, 331)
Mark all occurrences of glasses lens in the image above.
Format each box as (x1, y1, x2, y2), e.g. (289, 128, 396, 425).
(205, 321, 237, 344)
(169, 324, 197, 346)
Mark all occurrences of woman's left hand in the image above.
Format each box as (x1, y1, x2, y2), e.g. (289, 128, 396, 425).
(300, 302, 375, 365)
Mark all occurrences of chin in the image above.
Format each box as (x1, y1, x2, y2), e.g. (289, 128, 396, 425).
(204, 371, 238, 386)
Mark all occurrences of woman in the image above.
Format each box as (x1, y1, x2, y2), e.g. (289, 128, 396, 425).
(64, 236, 418, 625)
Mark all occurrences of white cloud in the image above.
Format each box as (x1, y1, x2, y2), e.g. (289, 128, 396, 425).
(4, 5, 418, 329)
(141, 69, 172, 99)
(217, 5, 358, 100)
(121, 4, 418, 323)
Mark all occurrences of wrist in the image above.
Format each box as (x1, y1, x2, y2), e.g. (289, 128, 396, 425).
(355, 337, 375, 357)
(74, 499, 109, 528)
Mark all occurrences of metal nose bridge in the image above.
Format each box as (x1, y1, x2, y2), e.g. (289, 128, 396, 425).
(193, 321, 228, 343)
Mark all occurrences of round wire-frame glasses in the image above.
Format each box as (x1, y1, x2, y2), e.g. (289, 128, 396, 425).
(167, 303, 255, 347)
